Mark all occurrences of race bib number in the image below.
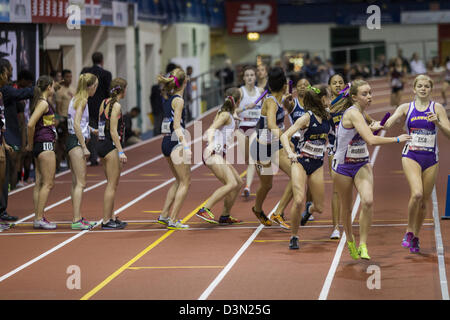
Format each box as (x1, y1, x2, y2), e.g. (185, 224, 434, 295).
(161, 118, 172, 134)
(43, 142, 54, 151)
(301, 141, 326, 158)
(391, 78, 402, 88)
(346, 143, 369, 160)
(67, 116, 74, 133)
(247, 110, 260, 119)
(98, 120, 106, 140)
(410, 130, 435, 151)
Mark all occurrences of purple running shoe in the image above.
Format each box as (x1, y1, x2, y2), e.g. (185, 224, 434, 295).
(410, 237, 420, 253)
(402, 232, 414, 248)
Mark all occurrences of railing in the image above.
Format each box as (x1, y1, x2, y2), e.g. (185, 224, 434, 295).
(330, 39, 439, 78)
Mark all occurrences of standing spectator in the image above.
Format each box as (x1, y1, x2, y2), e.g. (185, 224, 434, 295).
(389, 57, 407, 107)
(13, 70, 34, 189)
(410, 53, 427, 75)
(184, 66, 194, 123)
(256, 63, 268, 90)
(374, 54, 389, 77)
(302, 57, 318, 84)
(81, 52, 112, 166)
(123, 107, 142, 146)
(215, 58, 234, 94)
(0, 58, 34, 222)
(397, 48, 411, 73)
(54, 69, 74, 171)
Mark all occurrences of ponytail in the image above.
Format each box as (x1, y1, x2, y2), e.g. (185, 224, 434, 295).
(105, 77, 127, 132)
(30, 75, 53, 115)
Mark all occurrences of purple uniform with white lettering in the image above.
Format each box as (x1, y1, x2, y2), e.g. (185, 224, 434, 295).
(332, 106, 370, 178)
(402, 100, 438, 171)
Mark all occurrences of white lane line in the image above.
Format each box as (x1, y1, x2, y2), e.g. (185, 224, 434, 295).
(1, 223, 435, 237)
(318, 130, 386, 300)
(0, 163, 203, 283)
(8, 106, 219, 195)
(432, 187, 450, 300)
(198, 202, 280, 300)
(12, 119, 211, 225)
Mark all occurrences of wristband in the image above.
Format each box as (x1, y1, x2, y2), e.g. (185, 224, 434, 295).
(184, 146, 190, 150)
(396, 137, 400, 143)
(118, 151, 125, 155)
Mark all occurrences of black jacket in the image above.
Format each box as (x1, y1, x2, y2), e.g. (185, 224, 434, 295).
(81, 65, 112, 128)
(0, 85, 34, 147)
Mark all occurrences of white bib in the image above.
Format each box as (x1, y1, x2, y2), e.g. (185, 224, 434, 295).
(410, 131, 435, 150)
(346, 144, 369, 159)
(161, 118, 172, 134)
(98, 120, 106, 140)
(301, 141, 326, 158)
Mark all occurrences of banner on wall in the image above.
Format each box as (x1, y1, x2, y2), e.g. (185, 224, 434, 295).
(31, 0, 68, 24)
(225, 0, 278, 35)
(0, 23, 39, 81)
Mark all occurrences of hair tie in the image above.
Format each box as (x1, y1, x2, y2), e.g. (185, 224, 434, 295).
(110, 86, 121, 94)
(169, 75, 180, 88)
(226, 96, 235, 108)
(307, 85, 321, 94)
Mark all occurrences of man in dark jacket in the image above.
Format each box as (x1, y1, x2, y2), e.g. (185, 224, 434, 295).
(0, 59, 34, 222)
(81, 52, 112, 166)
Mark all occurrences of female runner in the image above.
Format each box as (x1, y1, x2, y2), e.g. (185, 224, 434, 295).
(196, 88, 244, 224)
(97, 78, 128, 230)
(157, 68, 192, 230)
(281, 84, 331, 249)
(382, 75, 450, 253)
(332, 80, 410, 260)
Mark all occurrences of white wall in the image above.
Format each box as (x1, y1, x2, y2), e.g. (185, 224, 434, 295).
(138, 21, 162, 132)
(360, 24, 439, 62)
(161, 23, 210, 75)
(44, 24, 83, 78)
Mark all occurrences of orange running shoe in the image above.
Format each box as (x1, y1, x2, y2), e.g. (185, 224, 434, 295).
(252, 207, 272, 226)
(271, 213, 290, 230)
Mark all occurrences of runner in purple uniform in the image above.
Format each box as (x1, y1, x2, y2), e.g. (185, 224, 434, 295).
(26, 76, 58, 230)
(382, 75, 450, 253)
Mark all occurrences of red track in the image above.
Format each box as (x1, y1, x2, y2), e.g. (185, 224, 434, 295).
(0, 75, 449, 301)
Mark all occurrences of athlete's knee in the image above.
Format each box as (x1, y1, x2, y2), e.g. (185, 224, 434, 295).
(361, 196, 373, 210)
(411, 190, 423, 203)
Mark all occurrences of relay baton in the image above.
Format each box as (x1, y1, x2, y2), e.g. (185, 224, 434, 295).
(254, 89, 268, 105)
(289, 80, 293, 94)
(331, 83, 350, 106)
(373, 112, 390, 136)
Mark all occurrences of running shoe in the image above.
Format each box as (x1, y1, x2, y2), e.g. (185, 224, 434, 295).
(242, 187, 250, 199)
(271, 213, 290, 230)
(219, 215, 243, 225)
(0, 211, 18, 222)
(358, 243, 371, 260)
(410, 237, 420, 253)
(114, 218, 127, 227)
(330, 228, 340, 239)
(347, 237, 360, 260)
(252, 207, 272, 226)
(401, 231, 414, 248)
(71, 218, 94, 230)
(82, 217, 97, 227)
(289, 236, 299, 250)
(0, 223, 11, 231)
(300, 202, 313, 226)
(157, 214, 170, 225)
(196, 207, 218, 224)
(33, 217, 57, 230)
(167, 219, 189, 230)
(101, 219, 125, 230)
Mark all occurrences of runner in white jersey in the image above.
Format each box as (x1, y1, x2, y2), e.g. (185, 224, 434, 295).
(66, 73, 98, 230)
(196, 88, 244, 225)
(234, 66, 263, 200)
(332, 79, 411, 261)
